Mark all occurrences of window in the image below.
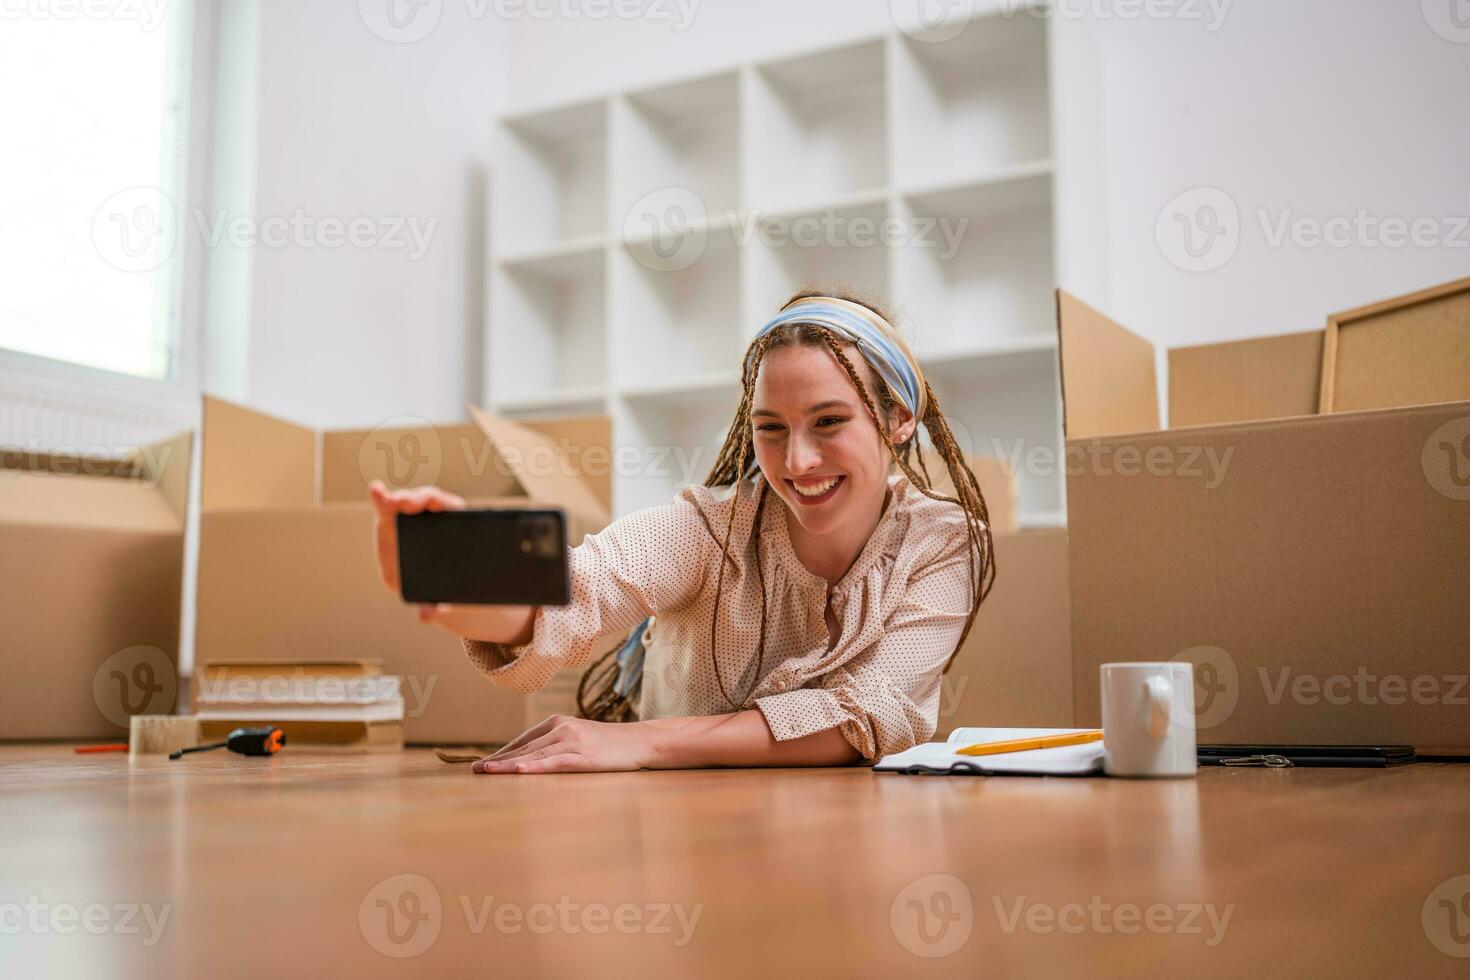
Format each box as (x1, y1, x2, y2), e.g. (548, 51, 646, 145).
(0, 2, 193, 382)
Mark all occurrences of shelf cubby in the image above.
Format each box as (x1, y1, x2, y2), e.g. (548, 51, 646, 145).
(615, 71, 741, 234)
(890, 12, 1051, 190)
(742, 198, 894, 337)
(613, 381, 742, 515)
(489, 246, 606, 405)
(616, 224, 743, 387)
(496, 99, 608, 255)
(921, 348, 1064, 524)
(745, 39, 888, 212)
(895, 169, 1055, 358)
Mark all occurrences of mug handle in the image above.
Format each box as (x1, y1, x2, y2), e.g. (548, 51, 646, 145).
(1145, 675, 1172, 740)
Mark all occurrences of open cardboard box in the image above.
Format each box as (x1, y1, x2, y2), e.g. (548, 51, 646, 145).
(937, 527, 1073, 736)
(193, 396, 621, 744)
(1058, 285, 1470, 754)
(1, 434, 193, 738)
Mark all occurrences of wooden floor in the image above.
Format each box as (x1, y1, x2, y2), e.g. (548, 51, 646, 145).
(2, 747, 1468, 978)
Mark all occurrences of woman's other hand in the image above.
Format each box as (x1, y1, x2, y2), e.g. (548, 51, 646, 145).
(471, 714, 656, 774)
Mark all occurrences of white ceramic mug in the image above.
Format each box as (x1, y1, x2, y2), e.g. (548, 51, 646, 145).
(1101, 662, 1197, 778)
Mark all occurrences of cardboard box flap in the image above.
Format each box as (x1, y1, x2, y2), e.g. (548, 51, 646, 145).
(512, 415, 613, 517)
(1055, 290, 1160, 439)
(125, 429, 194, 522)
(319, 423, 521, 504)
(1321, 275, 1470, 414)
(1168, 330, 1323, 429)
(0, 468, 180, 532)
(467, 405, 611, 525)
(202, 396, 317, 510)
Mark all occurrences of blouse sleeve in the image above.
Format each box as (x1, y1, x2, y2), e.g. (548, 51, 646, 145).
(461, 487, 728, 694)
(754, 526, 979, 761)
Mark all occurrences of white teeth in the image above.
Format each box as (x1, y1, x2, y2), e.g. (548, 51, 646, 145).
(793, 476, 839, 497)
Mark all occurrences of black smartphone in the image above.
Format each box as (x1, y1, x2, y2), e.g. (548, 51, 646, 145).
(396, 508, 570, 605)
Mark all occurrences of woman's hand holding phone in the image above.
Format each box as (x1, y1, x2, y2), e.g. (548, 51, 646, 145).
(368, 481, 537, 645)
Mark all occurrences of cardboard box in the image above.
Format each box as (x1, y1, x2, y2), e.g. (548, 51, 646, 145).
(1057, 289, 1470, 754)
(1320, 275, 1470, 413)
(937, 529, 1073, 736)
(928, 453, 1019, 536)
(0, 433, 192, 738)
(194, 396, 618, 744)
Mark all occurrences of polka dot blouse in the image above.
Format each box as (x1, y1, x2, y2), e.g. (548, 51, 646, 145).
(463, 469, 984, 761)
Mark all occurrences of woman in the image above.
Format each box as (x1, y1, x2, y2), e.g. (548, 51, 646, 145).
(370, 289, 995, 773)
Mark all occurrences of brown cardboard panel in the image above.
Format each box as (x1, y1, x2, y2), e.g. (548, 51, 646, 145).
(319, 423, 521, 504)
(201, 396, 316, 510)
(1169, 330, 1323, 428)
(1067, 401, 1470, 751)
(938, 529, 1072, 736)
(196, 504, 543, 743)
(0, 469, 179, 532)
(1055, 289, 1160, 438)
(1321, 277, 1470, 413)
(0, 523, 183, 738)
(468, 406, 611, 526)
(515, 415, 615, 517)
(0, 448, 138, 478)
(127, 430, 194, 523)
(928, 453, 1019, 535)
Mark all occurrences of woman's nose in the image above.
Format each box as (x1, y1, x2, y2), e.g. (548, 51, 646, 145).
(786, 431, 822, 473)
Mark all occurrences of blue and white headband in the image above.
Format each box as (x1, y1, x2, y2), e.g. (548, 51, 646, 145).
(742, 297, 927, 475)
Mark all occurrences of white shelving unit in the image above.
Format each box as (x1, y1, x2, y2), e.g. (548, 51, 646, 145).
(486, 12, 1064, 528)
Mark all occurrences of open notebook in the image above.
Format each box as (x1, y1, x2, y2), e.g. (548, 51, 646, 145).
(874, 728, 1105, 776)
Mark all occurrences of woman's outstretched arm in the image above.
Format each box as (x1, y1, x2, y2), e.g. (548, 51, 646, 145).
(471, 710, 862, 774)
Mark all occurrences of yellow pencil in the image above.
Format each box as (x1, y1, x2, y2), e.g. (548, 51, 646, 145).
(955, 730, 1104, 757)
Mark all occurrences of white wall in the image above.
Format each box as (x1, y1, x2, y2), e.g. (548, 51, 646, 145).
(212, 0, 508, 430)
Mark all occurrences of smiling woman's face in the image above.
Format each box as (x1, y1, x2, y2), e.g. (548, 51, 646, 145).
(750, 340, 915, 536)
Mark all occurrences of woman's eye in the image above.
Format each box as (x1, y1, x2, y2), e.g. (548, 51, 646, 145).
(755, 424, 783, 433)
(816, 416, 847, 427)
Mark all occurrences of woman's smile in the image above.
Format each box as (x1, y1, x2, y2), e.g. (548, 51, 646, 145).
(787, 474, 846, 505)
